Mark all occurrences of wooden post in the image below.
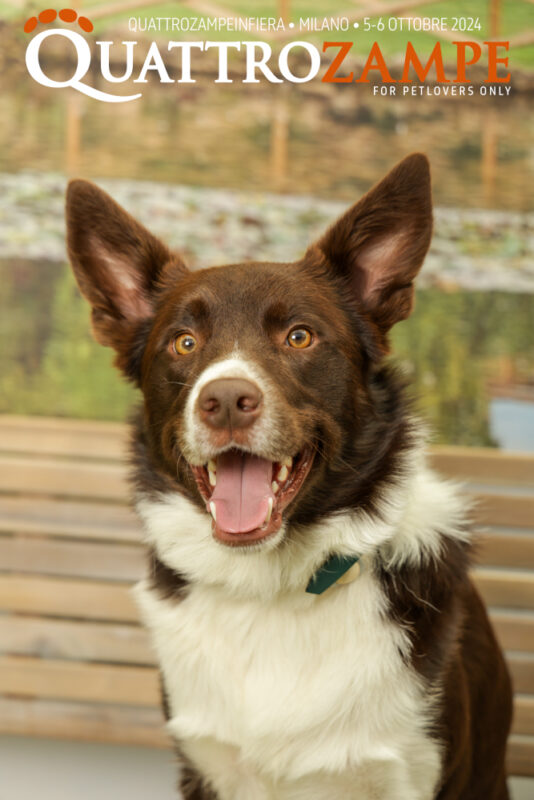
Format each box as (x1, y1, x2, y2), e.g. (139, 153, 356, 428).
(65, 93, 82, 177)
(481, 109, 497, 207)
(272, 2, 291, 191)
(269, 88, 290, 193)
(489, 0, 501, 38)
(483, 2, 501, 205)
(278, 0, 291, 25)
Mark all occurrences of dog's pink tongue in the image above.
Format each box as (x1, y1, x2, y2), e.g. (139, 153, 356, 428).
(210, 451, 274, 534)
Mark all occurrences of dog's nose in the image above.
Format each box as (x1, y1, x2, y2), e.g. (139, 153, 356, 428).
(198, 378, 263, 430)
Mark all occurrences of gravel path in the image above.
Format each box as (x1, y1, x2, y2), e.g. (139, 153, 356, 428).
(1, 172, 533, 292)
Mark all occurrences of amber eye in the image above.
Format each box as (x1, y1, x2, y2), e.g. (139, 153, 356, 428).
(173, 333, 197, 355)
(287, 328, 313, 349)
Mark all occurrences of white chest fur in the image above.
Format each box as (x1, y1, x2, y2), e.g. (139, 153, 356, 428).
(135, 567, 442, 800)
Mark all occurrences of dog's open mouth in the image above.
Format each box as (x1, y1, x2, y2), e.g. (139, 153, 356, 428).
(190, 447, 314, 546)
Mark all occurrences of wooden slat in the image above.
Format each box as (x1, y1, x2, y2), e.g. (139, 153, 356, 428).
(1, 670, 532, 768)
(1, 613, 529, 679)
(0, 535, 144, 582)
(5, 500, 532, 567)
(507, 653, 534, 694)
(471, 494, 534, 530)
(429, 446, 534, 487)
(3, 456, 533, 522)
(6, 570, 530, 627)
(0, 524, 520, 580)
(1, 574, 533, 632)
(476, 532, 534, 570)
(0, 575, 138, 622)
(507, 735, 534, 777)
(513, 695, 534, 736)
(0, 655, 159, 706)
(0, 496, 141, 543)
(0, 696, 169, 748)
(0, 701, 532, 770)
(5, 654, 528, 745)
(2, 418, 532, 487)
(0, 416, 126, 461)
(0, 697, 532, 771)
(473, 569, 534, 609)
(0, 616, 154, 665)
(491, 612, 534, 652)
(0, 455, 128, 501)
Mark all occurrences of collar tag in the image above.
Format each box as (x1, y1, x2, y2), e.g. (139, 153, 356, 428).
(305, 554, 360, 595)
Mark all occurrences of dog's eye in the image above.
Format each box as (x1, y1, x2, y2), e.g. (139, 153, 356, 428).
(173, 333, 197, 355)
(287, 328, 313, 349)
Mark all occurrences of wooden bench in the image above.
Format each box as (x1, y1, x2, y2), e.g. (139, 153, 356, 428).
(0, 415, 533, 777)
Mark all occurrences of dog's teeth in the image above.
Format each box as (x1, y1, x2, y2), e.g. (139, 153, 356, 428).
(271, 481, 279, 494)
(282, 456, 292, 468)
(277, 465, 289, 483)
(265, 498, 273, 525)
(208, 459, 216, 472)
(208, 469, 217, 486)
(209, 502, 217, 522)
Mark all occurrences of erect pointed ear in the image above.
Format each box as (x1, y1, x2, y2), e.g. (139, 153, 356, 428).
(66, 180, 187, 362)
(309, 153, 432, 339)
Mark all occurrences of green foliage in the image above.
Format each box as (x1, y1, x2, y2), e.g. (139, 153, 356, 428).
(392, 290, 534, 445)
(1, 1, 531, 67)
(1, 260, 533, 444)
(0, 264, 136, 419)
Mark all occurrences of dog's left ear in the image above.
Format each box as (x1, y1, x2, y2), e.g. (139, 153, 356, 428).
(309, 153, 432, 336)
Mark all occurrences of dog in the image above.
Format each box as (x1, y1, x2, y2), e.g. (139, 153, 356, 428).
(66, 154, 512, 800)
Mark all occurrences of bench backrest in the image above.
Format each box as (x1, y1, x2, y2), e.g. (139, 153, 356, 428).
(0, 416, 533, 775)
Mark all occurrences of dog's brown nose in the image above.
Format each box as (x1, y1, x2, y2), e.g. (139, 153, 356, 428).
(198, 378, 263, 430)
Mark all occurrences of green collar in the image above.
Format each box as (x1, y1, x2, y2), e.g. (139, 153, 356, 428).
(305, 553, 360, 595)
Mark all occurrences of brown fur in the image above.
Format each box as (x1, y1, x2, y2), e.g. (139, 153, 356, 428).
(379, 541, 512, 799)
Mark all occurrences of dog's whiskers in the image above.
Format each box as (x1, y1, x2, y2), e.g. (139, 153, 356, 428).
(310, 435, 360, 476)
(176, 451, 186, 476)
(164, 379, 194, 388)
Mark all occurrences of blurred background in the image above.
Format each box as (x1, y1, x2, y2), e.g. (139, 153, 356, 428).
(0, 0, 532, 448)
(0, 1, 533, 798)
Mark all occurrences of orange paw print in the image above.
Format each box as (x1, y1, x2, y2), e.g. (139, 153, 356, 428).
(24, 8, 94, 34)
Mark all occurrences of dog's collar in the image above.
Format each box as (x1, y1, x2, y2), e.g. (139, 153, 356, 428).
(305, 553, 361, 595)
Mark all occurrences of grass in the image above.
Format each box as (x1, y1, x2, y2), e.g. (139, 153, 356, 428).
(2, 1, 533, 70)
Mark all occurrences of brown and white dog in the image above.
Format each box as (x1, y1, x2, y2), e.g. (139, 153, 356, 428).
(66, 154, 512, 800)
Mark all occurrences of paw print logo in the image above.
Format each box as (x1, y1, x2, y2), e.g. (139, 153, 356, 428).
(24, 8, 94, 34)
(23, 8, 142, 103)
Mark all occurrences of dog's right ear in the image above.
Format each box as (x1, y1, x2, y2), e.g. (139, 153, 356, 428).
(66, 180, 187, 376)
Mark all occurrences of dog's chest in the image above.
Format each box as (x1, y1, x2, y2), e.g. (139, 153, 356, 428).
(136, 569, 441, 799)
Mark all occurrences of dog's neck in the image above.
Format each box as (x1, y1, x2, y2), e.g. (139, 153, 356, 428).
(135, 432, 467, 604)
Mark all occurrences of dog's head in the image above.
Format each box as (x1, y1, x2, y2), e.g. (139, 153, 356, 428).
(66, 155, 431, 552)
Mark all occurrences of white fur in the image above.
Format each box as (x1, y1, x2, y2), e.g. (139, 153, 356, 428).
(136, 570, 441, 799)
(136, 447, 467, 600)
(134, 451, 468, 799)
(182, 354, 289, 466)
